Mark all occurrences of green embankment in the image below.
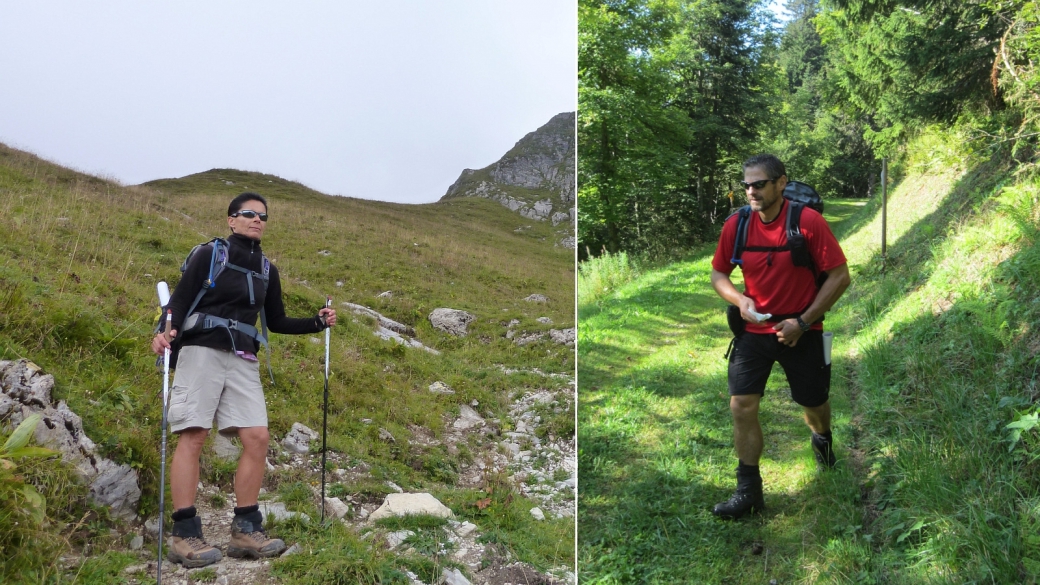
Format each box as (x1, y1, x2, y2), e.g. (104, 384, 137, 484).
(0, 143, 575, 583)
(578, 134, 1040, 583)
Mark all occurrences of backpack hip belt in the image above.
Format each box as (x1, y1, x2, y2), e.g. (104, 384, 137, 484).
(183, 312, 268, 348)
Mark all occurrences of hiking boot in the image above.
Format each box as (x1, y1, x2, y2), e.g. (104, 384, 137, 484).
(712, 462, 764, 520)
(812, 431, 836, 469)
(167, 516, 221, 568)
(228, 509, 286, 559)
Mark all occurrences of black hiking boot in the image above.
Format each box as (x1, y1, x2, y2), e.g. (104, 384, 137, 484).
(812, 431, 836, 469)
(712, 462, 764, 520)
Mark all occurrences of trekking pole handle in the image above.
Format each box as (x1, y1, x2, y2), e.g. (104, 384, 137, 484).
(324, 297, 331, 375)
(157, 281, 171, 308)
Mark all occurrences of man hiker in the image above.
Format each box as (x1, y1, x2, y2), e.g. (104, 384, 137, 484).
(151, 192, 337, 566)
(709, 154, 851, 520)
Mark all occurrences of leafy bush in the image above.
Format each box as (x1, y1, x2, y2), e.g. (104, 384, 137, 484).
(578, 250, 638, 306)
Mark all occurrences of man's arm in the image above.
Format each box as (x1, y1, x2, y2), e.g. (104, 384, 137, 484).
(773, 262, 851, 346)
(800, 263, 851, 325)
(711, 269, 758, 322)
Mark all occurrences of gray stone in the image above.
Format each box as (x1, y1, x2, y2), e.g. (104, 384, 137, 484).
(453, 405, 485, 430)
(259, 501, 310, 523)
(379, 428, 396, 443)
(282, 543, 303, 557)
(130, 535, 144, 550)
(530, 507, 545, 521)
(282, 422, 318, 454)
(533, 200, 554, 217)
(551, 211, 571, 226)
(7, 395, 141, 521)
(537, 317, 553, 324)
(556, 477, 577, 491)
(456, 521, 478, 537)
(0, 393, 17, 418)
(373, 325, 441, 355)
(342, 302, 414, 336)
(513, 332, 546, 346)
(211, 433, 240, 461)
(145, 516, 161, 536)
(27, 374, 54, 406)
(368, 493, 454, 521)
(386, 529, 414, 549)
(439, 567, 472, 585)
(90, 458, 141, 522)
(524, 294, 549, 303)
(429, 308, 476, 337)
(323, 496, 351, 519)
(549, 328, 576, 345)
(429, 381, 455, 395)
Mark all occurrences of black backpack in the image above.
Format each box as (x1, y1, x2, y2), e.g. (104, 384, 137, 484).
(729, 180, 824, 275)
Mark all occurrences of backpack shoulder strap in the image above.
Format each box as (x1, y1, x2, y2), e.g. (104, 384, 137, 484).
(181, 238, 229, 320)
(785, 201, 804, 237)
(729, 206, 752, 265)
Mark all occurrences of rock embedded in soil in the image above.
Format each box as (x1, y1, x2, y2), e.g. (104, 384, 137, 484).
(368, 492, 454, 521)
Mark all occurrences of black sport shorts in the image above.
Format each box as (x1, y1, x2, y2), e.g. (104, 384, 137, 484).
(727, 330, 831, 407)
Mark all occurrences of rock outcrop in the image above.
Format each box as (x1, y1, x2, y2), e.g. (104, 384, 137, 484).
(441, 112, 576, 238)
(0, 359, 141, 521)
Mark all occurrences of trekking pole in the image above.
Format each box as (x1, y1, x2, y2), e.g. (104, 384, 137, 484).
(156, 282, 172, 585)
(320, 296, 331, 524)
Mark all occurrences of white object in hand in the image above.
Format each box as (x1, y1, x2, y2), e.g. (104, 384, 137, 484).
(822, 332, 833, 365)
(747, 309, 772, 323)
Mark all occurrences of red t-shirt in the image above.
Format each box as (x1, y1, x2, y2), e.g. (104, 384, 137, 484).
(712, 200, 847, 334)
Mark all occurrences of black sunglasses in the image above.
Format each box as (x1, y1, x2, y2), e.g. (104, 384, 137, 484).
(740, 178, 776, 190)
(231, 210, 268, 221)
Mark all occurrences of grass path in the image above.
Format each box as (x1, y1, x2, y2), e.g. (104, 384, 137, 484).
(577, 200, 869, 584)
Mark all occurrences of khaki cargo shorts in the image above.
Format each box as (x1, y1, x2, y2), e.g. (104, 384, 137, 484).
(168, 345, 268, 434)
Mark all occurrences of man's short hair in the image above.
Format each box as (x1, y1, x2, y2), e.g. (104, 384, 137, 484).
(742, 154, 787, 180)
(228, 192, 268, 216)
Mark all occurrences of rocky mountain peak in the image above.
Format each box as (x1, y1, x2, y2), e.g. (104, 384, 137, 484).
(441, 112, 576, 241)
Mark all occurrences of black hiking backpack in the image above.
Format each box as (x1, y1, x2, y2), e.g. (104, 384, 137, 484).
(729, 180, 824, 277)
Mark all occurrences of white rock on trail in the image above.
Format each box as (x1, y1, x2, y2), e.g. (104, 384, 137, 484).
(368, 493, 454, 522)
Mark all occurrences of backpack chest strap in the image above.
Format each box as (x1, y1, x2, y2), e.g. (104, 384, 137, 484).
(224, 262, 269, 306)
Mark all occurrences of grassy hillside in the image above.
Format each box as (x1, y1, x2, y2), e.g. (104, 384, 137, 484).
(577, 128, 1040, 583)
(0, 143, 575, 583)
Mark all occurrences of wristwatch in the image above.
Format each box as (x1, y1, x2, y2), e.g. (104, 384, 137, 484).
(796, 316, 811, 332)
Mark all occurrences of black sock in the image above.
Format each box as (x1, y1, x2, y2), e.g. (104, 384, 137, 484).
(814, 431, 833, 443)
(737, 460, 760, 476)
(234, 504, 260, 516)
(171, 506, 197, 522)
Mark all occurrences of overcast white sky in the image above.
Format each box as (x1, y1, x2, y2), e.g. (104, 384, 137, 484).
(0, 2, 576, 204)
